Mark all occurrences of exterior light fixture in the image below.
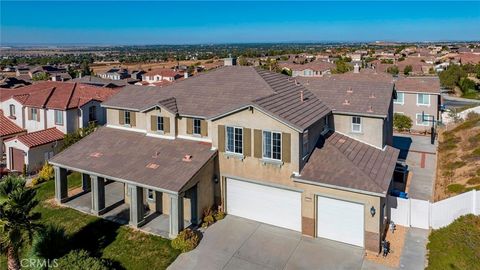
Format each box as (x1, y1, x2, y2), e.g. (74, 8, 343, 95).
(370, 206, 376, 217)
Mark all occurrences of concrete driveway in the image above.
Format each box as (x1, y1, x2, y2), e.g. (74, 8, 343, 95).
(393, 133, 437, 200)
(168, 215, 364, 270)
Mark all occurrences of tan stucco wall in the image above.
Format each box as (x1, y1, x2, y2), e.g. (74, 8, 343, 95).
(394, 92, 439, 131)
(145, 108, 176, 137)
(177, 117, 211, 140)
(333, 114, 385, 148)
(106, 108, 146, 131)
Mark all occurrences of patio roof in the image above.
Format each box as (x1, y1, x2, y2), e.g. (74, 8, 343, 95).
(49, 127, 217, 193)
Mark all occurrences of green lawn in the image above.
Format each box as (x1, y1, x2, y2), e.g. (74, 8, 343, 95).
(427, 214, 480, 270)
(1, 172, 180, 269)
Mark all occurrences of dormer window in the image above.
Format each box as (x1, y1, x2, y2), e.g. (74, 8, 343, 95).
(9, 104, 15, 117)
(124, 111, 131, 125)
(54, 110, 64, 125)
(157, 116, 164, 131)
(193, 118, 201, 135)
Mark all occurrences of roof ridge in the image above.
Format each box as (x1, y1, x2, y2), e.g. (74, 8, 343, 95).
(65, 82, 77, 109)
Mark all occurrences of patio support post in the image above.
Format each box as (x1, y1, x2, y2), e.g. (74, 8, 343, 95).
(81, 173, 91, 192)
(91, 175, 105, 215)
(129, 186, 145, 227)
(189, 186, 198, 225)
(169, 194, 184, 238)
(54, 166, 68, 203)
(154, 191, 163, 214)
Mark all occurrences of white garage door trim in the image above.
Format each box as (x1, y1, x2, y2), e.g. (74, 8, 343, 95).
(316, 195, 364, 247)
(226, 178, 301, 232)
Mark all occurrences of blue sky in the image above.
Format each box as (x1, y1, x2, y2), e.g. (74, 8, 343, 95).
(1, 1, 479, 45)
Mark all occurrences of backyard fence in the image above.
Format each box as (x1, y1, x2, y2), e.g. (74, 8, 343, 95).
(388, 190, 480, 229)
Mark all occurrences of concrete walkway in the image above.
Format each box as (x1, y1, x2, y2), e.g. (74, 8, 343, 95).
(399, 228, 429, 270)
(168, 215, 364, 270)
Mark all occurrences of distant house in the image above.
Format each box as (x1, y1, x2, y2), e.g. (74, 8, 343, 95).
(280, 61, 335, 77)
(141, 68, 182, 83)
(72, 75, 134, 88)
(394, 77, 441, 131)
(99, 68, 129, 80)
(130, 70, 146, 80)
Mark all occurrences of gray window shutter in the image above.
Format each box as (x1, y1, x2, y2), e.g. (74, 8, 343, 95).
(186, 118, 193, 134)
(200, 120, 208, 137)
(254, 129, 262, 158)
(244, 128, 251, 157)
(28, 108, 32, 120)
(130, 112, 136, 127)
(218, 125, 225, 152)
(282, 132, 291, 163)
(151, 115, 157, 131)
(164, 117, 170, 133)
(119, 110, 125, 125)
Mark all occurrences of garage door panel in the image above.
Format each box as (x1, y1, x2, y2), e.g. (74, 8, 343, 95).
(226, 178, 301, 232)
(317, 196, 364, 247)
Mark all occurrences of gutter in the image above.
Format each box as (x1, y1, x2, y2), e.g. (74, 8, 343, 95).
(292, 177, 387, 198)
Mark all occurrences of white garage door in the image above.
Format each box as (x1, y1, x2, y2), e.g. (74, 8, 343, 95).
(226, 178, 301, 231)
(316, 196, 364, 247)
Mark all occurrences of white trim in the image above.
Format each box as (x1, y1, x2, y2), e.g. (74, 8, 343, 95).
(416, 93, 431, 106)
(145, 133, 175, 140)
(293, 177, 385, 197)
(351, 116, 362, 133)
(415, 113, 432, 126)
(177, 134, 212, 143)
(101, 104, 140, 112)
(394, 92, 405, 105)
(262, 130, 282, 161)
(106, 124, 147, 134)
(225, 125, 244, 155)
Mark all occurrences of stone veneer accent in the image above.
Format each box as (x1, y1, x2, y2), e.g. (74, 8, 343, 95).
(302, 217, 315, 237)
(365, 231, 381, 253)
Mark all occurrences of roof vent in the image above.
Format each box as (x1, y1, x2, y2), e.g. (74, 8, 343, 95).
(343, 99, 350, 105)
(347, 87, 353, 93)
(146, 163, 159, 169)
(300, 90, 304, 102)
(90, 152, 103, 158)
(182, 155, 193, 162)
(367, 106, 374, 113)
(152, 151, 159, 158)
(369, 92, 376, 99)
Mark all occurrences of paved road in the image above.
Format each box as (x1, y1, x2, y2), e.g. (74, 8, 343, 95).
(442, 93, 480, 108)
(169, 216, 364, 270)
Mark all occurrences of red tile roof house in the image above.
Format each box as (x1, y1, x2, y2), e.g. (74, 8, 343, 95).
(141, 68, 183, 84)
(0, 109, 26, 161)
(0, 81, 118, 173)
(49, 66, 399, 253)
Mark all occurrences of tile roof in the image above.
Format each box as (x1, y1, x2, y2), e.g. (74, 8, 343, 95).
(395, 77, 441, 94)
(298, 76, 394, 117)
(104, 66, 331, 131)
(0, 82, 118, 110)
(144, 68, 179, 77)
(297, 132, 399, 195)
(0, 110, 26, 137)
(279, 60, 335, 71)
(7, 128, 64, 148)
(49, 127, 217, 192)
(71, 76, 128, 87)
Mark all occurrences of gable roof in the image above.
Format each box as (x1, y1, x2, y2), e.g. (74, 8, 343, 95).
(0, 110, 26, 137)
(395, 76, 441, 94)
(104, 66, 331, 131)
(297, 132, 399, 196)
(1, 82, 119, 110)
(6, 127, 64, 148)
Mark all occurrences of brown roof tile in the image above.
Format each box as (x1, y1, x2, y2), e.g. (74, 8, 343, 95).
(395, 77, 441, 94)
(0, 110, 26, 137)
(297, 132, 399, 195)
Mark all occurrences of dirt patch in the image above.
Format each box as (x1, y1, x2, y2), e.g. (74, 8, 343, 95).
(435, 113, 480, 201)
(364, 225, 407, 268)
(68, 187, 83, 197)
(43, 198, 64, 208)
(91, 59, 223, 74)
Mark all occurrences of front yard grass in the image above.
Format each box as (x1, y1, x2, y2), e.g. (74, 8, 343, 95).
(1, 172, 180, 269)
(427, 214, 480, 270)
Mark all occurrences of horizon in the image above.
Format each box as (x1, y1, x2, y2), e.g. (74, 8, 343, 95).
(1, 1, 479, 45)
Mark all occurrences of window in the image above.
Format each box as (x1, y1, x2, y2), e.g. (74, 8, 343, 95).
(9, 105, 15, 117)
(193, 118, 201, 135)
(226, 126, 243, 154)
(88, 106, 97, 122)
(157, 116, 164, 131)
(351, 116, 362, 133)
(124, 111, 131, 125)
(302, 131, 309, 157)
(54, 110, 63, 125)
(416, 113, 431, 126)
(417, 93, 430, 106)
(31, 108, 38, 121)
(263, 131, 281, 160)
(147, 189, 154, 201)
(394, 92, 404, 105)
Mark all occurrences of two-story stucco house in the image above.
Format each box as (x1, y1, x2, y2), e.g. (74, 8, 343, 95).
(98, 68, 129, 80)
(280, 61, 335, 77)
(49, 66, 398, 253)
(393, 77, 441, 131)
(141, 68, 182, 84)
(0, 82, 118, 173)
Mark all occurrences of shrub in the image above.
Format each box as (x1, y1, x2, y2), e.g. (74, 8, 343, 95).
(387, 65, 399, 75)
(171, 229, 200, 253)
(55, 250, 114, 270)
(32, 162, 54, 186)
(467, 177, 480, 185)
(403, 65, 413, 75)
(393, 113, 413, 132)
(30, 225, 69, 261)
(201, 207, 215, 228)
(447, 184, 465, 193)
(445, 161, 466, 170)
(214, 210, 226, 221)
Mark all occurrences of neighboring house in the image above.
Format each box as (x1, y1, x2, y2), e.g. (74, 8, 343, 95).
(98, 68, 129, 80)
(130, 70, 146, 80)
(71, 75, 133, 88)
(50, 66, 398, 253)
(393, 77, 441, 131)
(0, 110, 26, 160)
(141, 68, 182, 83)
(4, 128, 64, 173)
(280, 61, 335, 77)
(0, 77, 31, 89)
(0, 81, 118, 134)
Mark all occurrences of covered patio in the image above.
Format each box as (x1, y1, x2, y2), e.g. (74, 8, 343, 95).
(49, 127, 218, 238)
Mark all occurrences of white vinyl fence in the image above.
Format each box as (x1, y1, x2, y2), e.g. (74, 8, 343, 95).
(388, 190, 480, 229)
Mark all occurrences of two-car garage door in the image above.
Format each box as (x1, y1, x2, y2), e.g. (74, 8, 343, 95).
(226, 178, 302, 232)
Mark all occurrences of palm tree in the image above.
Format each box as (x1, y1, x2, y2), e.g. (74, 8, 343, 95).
(0, 175, 39, 270)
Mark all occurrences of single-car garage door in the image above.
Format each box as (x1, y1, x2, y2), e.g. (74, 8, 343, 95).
(226, 178, 301, 231)
(316, 196, 364, 247)
(11, 148, 25, 172)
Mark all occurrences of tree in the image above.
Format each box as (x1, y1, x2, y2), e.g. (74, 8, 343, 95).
(238, 57, 249, 66)
(30, 225, 69, 265)
(387, 65, 399, 75)
(458, 77, 476, 94)
(403, 65, 413, 75)
(281, 69, 292, 76)
(0, 175, 39, 270)
(439, 65, 467, 89)
(80, 61, 92, 76)
(32, 72, 50, 81)
(61, 122, 97, 151)
(332, 60, 352, 74)
(393, 113, 413, 132)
